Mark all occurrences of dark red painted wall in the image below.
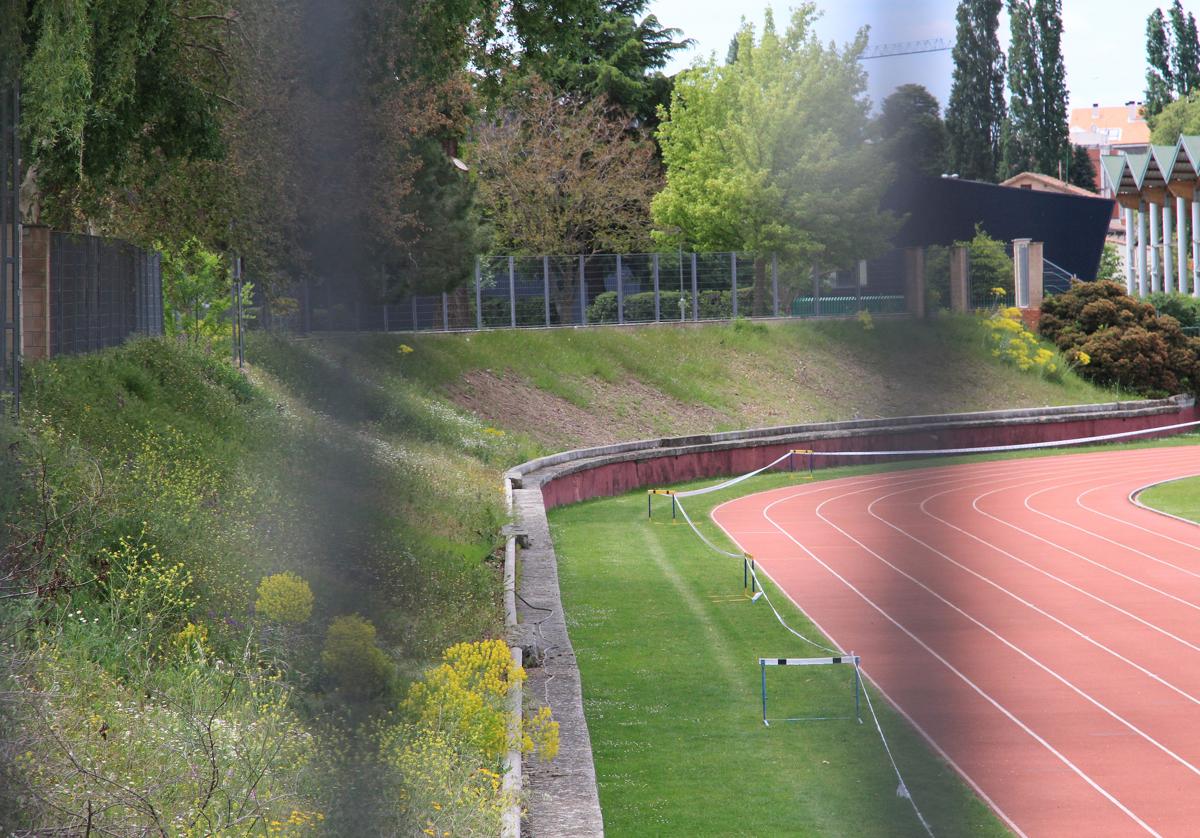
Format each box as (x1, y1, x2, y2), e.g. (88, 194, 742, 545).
(537, 406, 1198, 509)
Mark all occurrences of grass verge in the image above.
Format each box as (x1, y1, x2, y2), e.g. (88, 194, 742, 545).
(549, 435, 1200, 836)
(1138, 475, 1200, 523)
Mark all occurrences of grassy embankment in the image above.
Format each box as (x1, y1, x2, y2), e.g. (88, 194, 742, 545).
(1139, 476, 1200, 522)
(0, 315, 1126, 833)
(318, 314, 1124, 450)
(550, 436, 1200, 836)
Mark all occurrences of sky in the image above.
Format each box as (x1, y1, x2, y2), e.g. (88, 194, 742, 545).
(648, 0, 1166, 114)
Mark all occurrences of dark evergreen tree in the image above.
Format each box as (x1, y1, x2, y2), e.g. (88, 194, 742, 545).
(1068, 145, 1098, 192)
(1147, 7, 1176, 117)
(946, 0, 1007, 181)
(877, 84, 948, 178)
(508, 0, 690, 125)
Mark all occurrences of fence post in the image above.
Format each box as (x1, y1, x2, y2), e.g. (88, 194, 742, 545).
(508, 255, 516, 328)
(475, 256, 483, 329)
(772, 253, 779, 317)
(579, 255, 587, 325)
(731, 252, 738, 318)
(691, 252, 699, 321)
(543, 255, 551, 327)
(653, 253, 660, 322)
(812, 263, 821, 316)
(442, 291, 449, 331)
(616, 253, 624, 325)
(411, 296, 418, 331)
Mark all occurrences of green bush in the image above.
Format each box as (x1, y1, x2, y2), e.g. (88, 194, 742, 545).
(586, 288, 752, 323)
(256, 572, 315, 624)
(321, 614, 394, 699)
(1147, 292, 1200, 328)
(1039, 280, 1200, 395)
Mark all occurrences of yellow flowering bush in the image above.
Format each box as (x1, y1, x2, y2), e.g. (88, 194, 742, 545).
(856, 310, 875, 331)
(100, 530, 198, 651)
(321, 614, 393, 699)
(256, 572, 315, 624)
(980, 307, 1069, 380)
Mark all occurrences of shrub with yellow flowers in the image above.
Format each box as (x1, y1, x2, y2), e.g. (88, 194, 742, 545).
(256, 572, 315, 624)
(981, 307, 1070, 380)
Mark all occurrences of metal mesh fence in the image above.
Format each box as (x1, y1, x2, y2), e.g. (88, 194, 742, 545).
(267, 248, 1041, 335)
(50, 233, 163, 356)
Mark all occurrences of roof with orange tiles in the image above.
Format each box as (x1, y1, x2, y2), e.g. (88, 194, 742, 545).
(1069, 104, 1150, 147)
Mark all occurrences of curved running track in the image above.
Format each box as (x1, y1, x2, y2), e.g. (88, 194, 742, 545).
(711, 446, 1200, 838)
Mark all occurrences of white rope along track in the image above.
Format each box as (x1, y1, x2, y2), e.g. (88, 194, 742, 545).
(807, 418, 1200, 458)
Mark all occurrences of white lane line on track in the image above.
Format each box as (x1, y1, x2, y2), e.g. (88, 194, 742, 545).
(910, 472, 1200, 655)
(805, 480, 1200, 783)
(756, 487, 1162, 836)
(1019, 477, 1200, 581)
(1065, 470, 1200, 551)
(861, 474, 1200, 708)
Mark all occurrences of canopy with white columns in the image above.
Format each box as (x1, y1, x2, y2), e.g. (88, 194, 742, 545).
(1102, 137, 1200, 298)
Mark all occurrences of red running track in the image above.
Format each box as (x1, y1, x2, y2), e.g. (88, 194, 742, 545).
(711, 446, 1200, 838)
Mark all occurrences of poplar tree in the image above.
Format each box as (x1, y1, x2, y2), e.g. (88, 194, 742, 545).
(1147, 8, 1177, 116)
(945, 0, 1007, 181)
(1002, 0, 1070, 180)
(1169, 0, 1200, 95)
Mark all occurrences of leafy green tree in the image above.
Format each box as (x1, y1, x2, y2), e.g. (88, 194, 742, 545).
(877, 84, 948, 178)
(652, 6, 897, 315)
(1095, 242, 1123, 282)
(1150, 91, 1200, 140)
(1002, 0, 1069, 180)
(946, 0, 1007, 181)
(1148, 7, 1178, 117)
(160, 237, 252, 352)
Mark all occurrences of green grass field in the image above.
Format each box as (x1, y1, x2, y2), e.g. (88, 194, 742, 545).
(549, 437, 1200, 836)
(1139, 475, 1200, 523)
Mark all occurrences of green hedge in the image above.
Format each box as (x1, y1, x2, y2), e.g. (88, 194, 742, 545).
(586, 289, 754, 323)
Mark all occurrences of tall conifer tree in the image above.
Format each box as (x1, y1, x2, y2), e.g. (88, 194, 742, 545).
(1002, 0, 1069, 180)
(1147, 8, 1176, 117)
(946, 0, 1007, 181)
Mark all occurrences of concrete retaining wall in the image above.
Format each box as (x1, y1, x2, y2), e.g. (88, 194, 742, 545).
(507, 394, 1197, 836)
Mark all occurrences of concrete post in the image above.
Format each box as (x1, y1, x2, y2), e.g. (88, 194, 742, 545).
(1193, 188, 1200, 298)
(1138, 202, 1149, 296)
(690, 252, 698, 321)
(949, 244, 970, 312)
(508, 255, 516, 328)
(1165, 202, 1175, 294)
(904, 247, 925, 318)
(616, 253, 624, 325)
(579, 255, 587, 325)
(1178, 194, 1189, 295)
(1124, 207, 1136, 295)
(474, 257, 483, 329)
(1150, 201, 1162, 293)
(771, 253, 779, 317)
(1027, 241, 1044, 310)
(1013, 238, 1031, 308)
(730, 251, 738, 319)
(652, 253, 660, 322)
(543, 255, 551, 327)
(812, 263, 821, 316)
(442, 292, 449, 331)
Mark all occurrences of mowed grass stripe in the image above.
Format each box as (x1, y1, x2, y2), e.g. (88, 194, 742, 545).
(551, 484, 1009, 837)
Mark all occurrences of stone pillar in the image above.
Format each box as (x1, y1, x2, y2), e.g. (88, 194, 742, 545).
(20, 225, 50, 359)
(1193, 188, 1200, 298)
(1138, 201, 1149, 296)
(949, 245, 970, 312)
(1164, 202, 1175, 294)
(1178, 194, 1189, 295)
(1150, 201, 1162, 293)
(904, 247, 925, 318)
(1124, 206, 1136, 294)
(1027, 241, 1044, 310)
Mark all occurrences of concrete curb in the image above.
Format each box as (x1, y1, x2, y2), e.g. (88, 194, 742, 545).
(506, 395, 1197, 837)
